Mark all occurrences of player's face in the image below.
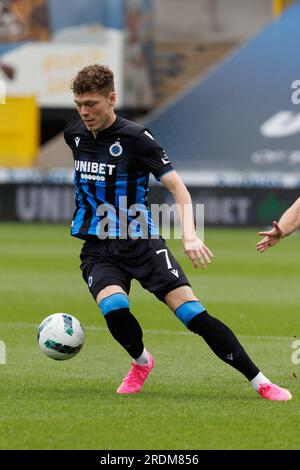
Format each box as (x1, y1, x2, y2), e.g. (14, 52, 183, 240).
(74, 91, 116, 133)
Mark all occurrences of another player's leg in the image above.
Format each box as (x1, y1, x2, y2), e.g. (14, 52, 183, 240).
(165, 286, 292, 401)
(96, 286, 154, 394)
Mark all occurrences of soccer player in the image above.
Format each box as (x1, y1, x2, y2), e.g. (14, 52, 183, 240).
(257, 197, 300, 252)
(64, 64, 291, 401)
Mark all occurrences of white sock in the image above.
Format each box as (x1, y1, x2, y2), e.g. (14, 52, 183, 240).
(133, 348, 150, 365)
(250, 372, 271, 391)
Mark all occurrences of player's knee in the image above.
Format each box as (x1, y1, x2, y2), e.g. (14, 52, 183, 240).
(99, 292, 129, 316)
(175, 301, 207, 328)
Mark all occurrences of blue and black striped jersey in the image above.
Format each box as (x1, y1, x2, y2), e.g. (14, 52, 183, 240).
(64, 116, 174, 239)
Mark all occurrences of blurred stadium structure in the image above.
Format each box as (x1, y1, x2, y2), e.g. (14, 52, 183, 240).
(0, 0, 300, 226)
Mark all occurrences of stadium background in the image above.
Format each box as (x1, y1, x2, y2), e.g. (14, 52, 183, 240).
(1, 0, 300, 226)
(0, 0, 299, 452)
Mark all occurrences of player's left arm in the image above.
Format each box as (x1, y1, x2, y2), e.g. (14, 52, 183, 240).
(161, 171, 214, 269)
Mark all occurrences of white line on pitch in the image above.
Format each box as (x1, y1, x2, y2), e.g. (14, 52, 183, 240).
(0, 322, 295, 341)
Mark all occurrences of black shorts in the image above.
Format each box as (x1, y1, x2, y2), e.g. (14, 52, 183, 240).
(80, 237, 190, 302)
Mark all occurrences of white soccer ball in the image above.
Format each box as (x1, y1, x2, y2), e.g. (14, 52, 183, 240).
(37, 313, 85, 361)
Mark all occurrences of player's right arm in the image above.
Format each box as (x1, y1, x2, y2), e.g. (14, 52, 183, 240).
(161, 170, 214, 269)
(136, 128, 213, 268)
(256, 197, 300, 253)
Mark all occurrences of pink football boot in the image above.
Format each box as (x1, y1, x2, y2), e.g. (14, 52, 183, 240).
(117, 353, 154, 394)
(258, 383, 292, 401)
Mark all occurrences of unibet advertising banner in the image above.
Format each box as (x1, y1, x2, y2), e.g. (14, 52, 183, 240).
(0, 183, 299, 227)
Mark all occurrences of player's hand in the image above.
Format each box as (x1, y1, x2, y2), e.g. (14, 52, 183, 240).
(256, 221, 283, 253)
(183, 236, 214, 269)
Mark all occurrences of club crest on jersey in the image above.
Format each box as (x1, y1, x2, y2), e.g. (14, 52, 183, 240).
(109, 141, 123, 157)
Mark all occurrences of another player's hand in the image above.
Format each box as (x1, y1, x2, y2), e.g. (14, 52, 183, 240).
(256, 221, 283, 253)
(183, 236, 214, 269)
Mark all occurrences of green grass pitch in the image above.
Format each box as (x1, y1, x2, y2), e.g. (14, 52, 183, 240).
(0, 223, 299, 450)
